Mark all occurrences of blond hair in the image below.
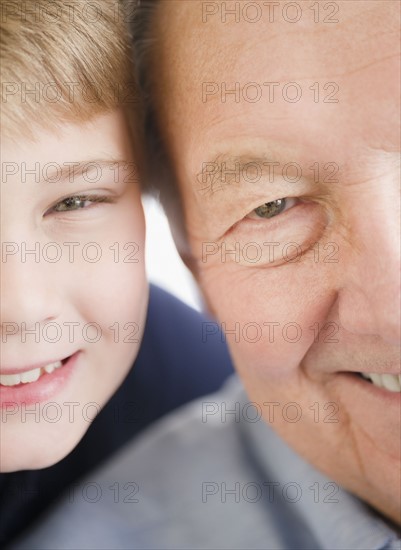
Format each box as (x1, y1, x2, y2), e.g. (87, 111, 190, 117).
(1, 0, 139, 140)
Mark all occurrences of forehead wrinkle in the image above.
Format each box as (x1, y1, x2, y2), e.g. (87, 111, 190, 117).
(161, 1, 399, 90)
(188, 109, 315, 155)
(155, 1, 400, 191)
(192, 39, 400, 87)
(196, 50, 400, 90)
(344, 150, 400, 186)
(325, 51, 400, 80)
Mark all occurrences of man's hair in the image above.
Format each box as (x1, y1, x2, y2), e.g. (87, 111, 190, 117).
(1, 0, 139, 142)
(131, 0, 164, 184)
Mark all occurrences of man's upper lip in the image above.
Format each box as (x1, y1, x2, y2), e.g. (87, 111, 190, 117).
(346, 369, 401, 376)
(0, 355, 72, 375)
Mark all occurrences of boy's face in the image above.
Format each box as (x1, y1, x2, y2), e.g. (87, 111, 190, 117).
(152, 1, 400, 522)
(0, 110, 148, 471)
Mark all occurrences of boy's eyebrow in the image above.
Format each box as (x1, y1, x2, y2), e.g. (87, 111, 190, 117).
(43, 159, 130, 184)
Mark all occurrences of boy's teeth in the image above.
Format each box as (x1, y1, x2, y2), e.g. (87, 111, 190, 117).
(361, 372, 401, 392)
(0, 360, 63, 387)
(20, 368, 41, 384)
(44, 361, 62, 374)
(0, 373, 22, 387)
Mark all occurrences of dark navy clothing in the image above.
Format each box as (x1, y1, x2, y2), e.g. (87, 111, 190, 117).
(0, 286, 233, 546)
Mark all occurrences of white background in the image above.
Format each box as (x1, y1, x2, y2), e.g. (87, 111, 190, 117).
(143, 196, 202, 311)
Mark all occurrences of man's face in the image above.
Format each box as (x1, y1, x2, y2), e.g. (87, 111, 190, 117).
(0, 110, 148, 471)
(152, 1, 400, 523)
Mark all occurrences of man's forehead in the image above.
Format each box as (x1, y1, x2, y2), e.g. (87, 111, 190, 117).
(154, 1, 399, 179)
(157, 0, 398, 82)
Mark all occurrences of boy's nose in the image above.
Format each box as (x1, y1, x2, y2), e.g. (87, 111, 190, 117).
(0, 248, 62, 331)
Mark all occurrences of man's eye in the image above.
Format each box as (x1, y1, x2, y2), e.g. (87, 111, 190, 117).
(46, 195, 112, 215)
(246, 197, 298, 220)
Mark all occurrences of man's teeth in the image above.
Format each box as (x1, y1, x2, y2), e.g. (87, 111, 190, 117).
(361, 372, 401, 392)
(0, 361, 63, 387)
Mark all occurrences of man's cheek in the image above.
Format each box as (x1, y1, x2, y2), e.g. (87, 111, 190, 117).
(204, 268, 335, 374)
(229, 332, 313, 387)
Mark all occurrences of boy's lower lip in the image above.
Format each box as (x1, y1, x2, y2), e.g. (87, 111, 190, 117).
(0, 352, 80, 408)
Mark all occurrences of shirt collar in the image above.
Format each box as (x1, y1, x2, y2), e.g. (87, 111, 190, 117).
(229, 379, 401, 550)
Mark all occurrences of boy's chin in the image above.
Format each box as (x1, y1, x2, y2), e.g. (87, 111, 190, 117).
(0, 422, 92, 472)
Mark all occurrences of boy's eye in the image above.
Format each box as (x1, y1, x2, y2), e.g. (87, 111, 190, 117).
(46, 195, 112, 215)
(54, 196, 91, 212)
(246, 197, 298, 220)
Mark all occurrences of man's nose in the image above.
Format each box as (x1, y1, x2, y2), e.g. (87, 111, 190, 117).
(337, 186, 400, 346)
(0, 244, 63, 332)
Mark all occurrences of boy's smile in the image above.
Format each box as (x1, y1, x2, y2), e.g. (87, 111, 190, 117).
(0, 110, 148, 471)
(0, 353, 79, 405)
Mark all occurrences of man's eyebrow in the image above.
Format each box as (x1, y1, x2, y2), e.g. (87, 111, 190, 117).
(43, 158, 129, 184)
(195, 152, 292, 195)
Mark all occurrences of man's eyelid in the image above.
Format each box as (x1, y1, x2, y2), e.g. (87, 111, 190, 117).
(196, 168, 318, 225)
(245, 197, 300, 220)
(197, 166, 300, 197)
(221, 192, 301, 227)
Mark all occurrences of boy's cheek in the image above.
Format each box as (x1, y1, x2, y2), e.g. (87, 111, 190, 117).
(0, 277, 149, 473)
(0, 231, 148, 472)
(66, 197, 147, 330)
(73, 243, 147, 322)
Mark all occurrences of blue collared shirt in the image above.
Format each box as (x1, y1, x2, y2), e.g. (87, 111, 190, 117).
(13, 376, 401, 549)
